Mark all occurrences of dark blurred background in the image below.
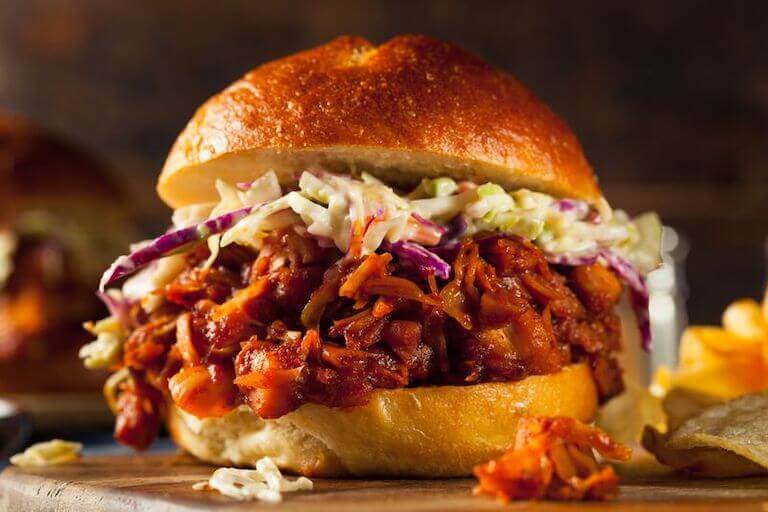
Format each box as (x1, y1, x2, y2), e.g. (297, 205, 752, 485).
(0, 0, 765, 324)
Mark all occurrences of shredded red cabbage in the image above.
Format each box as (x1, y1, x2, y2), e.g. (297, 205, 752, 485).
(472, 233, 651, 350)
(429, 241, 460, 261)
(545, 248, 652, 350)
(443, 215, 468, 241)
(429, 215, 468, 260)
(99, 205, 256, 291)
(552, 198, 590, 218)
(598, 250, 652, 350)
(419, 215, 465, 260)
(630, 287, 651, 350)
(410, 213, 447, 235)
(383, 240, 451, 280)
(97, 290, 133, 328)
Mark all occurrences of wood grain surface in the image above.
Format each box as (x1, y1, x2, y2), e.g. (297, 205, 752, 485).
(2, 454, 768, 511)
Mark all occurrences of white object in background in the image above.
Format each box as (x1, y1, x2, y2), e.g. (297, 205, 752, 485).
(647, 226, 689, 372)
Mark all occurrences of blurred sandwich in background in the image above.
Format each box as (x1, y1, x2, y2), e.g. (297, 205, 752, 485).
(0, 112, 133, 426)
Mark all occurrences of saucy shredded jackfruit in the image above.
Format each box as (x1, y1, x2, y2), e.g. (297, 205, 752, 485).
(473, 416, 631, 502)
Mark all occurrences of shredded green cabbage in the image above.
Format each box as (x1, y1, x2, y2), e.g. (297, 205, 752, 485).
(424, 177, 458, 198)
(197, 170, 661, 273)
(119, 170, 660, 301)
(80, 316, 126, 369)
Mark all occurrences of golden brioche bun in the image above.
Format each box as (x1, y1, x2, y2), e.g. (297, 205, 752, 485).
(159, 37, 607, 478)
(167, 363, 598, 477)
(0, 112, 121, 211)
(158, 35, 601, 208)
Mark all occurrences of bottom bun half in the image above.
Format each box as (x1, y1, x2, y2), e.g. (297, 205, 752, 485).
(167, 363, 597, 477)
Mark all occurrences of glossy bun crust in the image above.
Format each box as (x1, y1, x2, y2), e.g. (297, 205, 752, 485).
(161, 37, 604, 477)
(167, 363, 598, 477)
(0, 113, 120, 212)
(159, 35, 601, 208)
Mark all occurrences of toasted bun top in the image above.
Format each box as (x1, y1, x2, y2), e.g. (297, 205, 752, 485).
(159, 35, 601, 208)
(0, 112, 121, 209)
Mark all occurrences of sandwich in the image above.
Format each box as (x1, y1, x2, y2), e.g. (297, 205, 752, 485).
(0, 113, 131, 394)
(85, 35, 661, 477)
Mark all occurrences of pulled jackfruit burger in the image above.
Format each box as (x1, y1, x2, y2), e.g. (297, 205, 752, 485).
(85, 35, 661, 477)
(0, 112, 130, 394)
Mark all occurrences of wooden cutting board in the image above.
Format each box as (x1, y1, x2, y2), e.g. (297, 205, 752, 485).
(2, 454, 768, 511)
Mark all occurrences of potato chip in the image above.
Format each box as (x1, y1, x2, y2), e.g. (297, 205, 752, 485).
(680, 327, 761, 363)
(649, 365, 672, 396)
(596, 379, 665, 444)
(661, 388, 723, 431)
(643, 390, 768, 477)
(665, 366, 766, 400)
(641, 289, 768, 477)
(642, 427, 764, 478)
(653, 287, 768, 401)
(655, 326, 768, 399)
(722, 299, 768, 341)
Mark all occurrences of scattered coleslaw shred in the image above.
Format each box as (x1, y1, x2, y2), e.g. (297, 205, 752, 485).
(192, 457, 313, 503)
(79, 316, 126, 369)
(10, 440, 83, 467)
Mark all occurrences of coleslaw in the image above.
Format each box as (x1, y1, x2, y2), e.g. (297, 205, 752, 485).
(93, 169, 662, 350)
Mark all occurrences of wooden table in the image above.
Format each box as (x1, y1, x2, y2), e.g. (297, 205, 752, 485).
(2, 454, 768, 511)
